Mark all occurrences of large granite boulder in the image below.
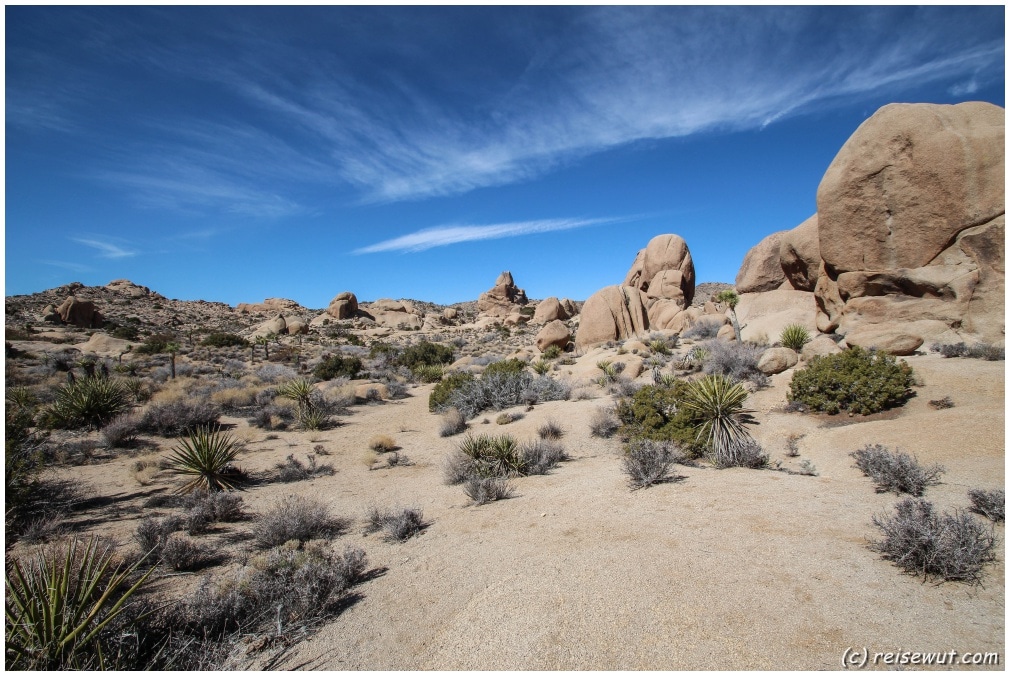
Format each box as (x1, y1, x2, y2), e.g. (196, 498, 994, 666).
(56, 297, 103, 328)
(779, 215, 821, 292)
(325, 292, 359, 320)
(575, 285, 650, 348)
(624, 234, 695, 306)
(736, 231, 788, 293)
(477, 271, 529, 318)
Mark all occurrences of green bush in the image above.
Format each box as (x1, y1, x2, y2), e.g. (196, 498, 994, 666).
(779, 324, 811, 350)
(134, 334, 175, 355)
(788, 347, 914, 415)
(428, 372, 475, 412)
(395, 341, 455, 370)
(543, 344, 563, 359)
(201, 333, 248, 348)
(42, 376, 131, 430)
(615, 382, 706, 456)
(313, 355, 362, 381)
(482, 358, 527, 378)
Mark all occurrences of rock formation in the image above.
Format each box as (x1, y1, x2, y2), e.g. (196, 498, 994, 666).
(106, 279, 151, 298)
(535, 320, 572, 353)
(237, 297, 304, 315)
(532, 297, 569, 324)
(575, 285, 650, 348)
(325, 292, 359, 320)
(735, 231, 788, 293)
(56, 296, 103, 328)
(477, 271, 528, 318)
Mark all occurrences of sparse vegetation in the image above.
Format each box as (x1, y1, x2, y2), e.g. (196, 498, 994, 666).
(42, 376, 131, 430)
(683, 319, 723, 340)
(930, 342, 1005, 361)
(928, 396, 955, 409)
(201, 332, 248, 348)
(366, 507, 426, 541)
(788, 347, 915, 415)
(396, 341, 455, 370)
(622, 439, 683, 489)
(439, 407, 467, 437)
(165, 425, 246, 493)
(700, 339, 767, 386)
(967, 488, 1004, 522)
(313, 354, 363, 381)
(274, 453, 335, 483)
(681, 375, 755, 467)
(368, 434, 398, 452)
(462, 476, 515, 505)
(871, 498, 998, 584)
(138, 400, 220, 437)
(850, 444, 944, 496)
(255, 495, 349, 549)
(589, 406, 621, 438)
(537, 418, 564, 440)
(615, 381, 706, 455)
(779, 324, 810, 350)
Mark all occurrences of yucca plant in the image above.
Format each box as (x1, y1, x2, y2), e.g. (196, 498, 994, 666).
(275, 378, 315, 410)
(457, 433, 524, 478)
(531, 359, 552, 376)
(44, 376, 131, 430)
(681, 374, 755, 467)
(779, 324, 811, 351)
(165, 425, 244, 493)
(6, 385, 38, 411)
(411, 364, 444, 384)
(649, 339, 671, 356)
(5, 536, 154, 670)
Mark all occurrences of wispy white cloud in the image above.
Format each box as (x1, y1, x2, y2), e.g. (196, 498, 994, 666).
(37, 259, 93, 273)
(72, 237, 138, 259)
(354, 217, 616, 254)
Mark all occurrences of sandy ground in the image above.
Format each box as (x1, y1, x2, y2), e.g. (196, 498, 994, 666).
(58, 352, 1004, 670)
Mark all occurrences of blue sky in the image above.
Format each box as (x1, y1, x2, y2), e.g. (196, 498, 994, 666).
(6, 6, 1005, 308)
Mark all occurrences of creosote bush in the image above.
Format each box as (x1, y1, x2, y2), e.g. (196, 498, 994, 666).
(615, 381, 706, 456)
(788, 347, 915, 415)
(395, 341, 455, 370)
(968, 488, 1004, 522)
(201, 333, 248, 348)
(312, 354, 362, 381)
(871, 498, 998, 584)
(850, 444, 944, 496)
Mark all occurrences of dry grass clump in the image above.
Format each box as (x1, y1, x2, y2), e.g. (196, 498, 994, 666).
(622, 439, 684, 489)
(439, 407, 467, 437)
(495, 411, 522, 425)
(850, 444, 944, 496)
(967, 488, 1005, 523)
(537, 418, 564, 440)
(589, 406, 620, 438)
(209, 386, 259, 411)
(871, 498, 998, 584)
(368, 434, 398, 452)
(254, 495, 349, 549)
(100, 414, 141, 448)
(365, 507, 426, 542)
(462, 477, 515, 505)
(132, 457, 161, 486)
(716, 439, 769, 469)
(183, 490, 245, 533)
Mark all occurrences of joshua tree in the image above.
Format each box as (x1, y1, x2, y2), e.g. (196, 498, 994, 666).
(715, 289, 742, 342)
(255, 335, 272, 361)
(165, 342, 180, 379)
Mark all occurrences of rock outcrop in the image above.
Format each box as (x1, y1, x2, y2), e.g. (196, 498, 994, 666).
(778, 215, 821, 292)
(735, 231, 787, 293)
(532, 297, 570, 324)
(624, 234, 695, 307)
(359, 299, 424, 331)
(575, 285, 649, 348)
(237, 297, 304, 315)
(477, 271, 529, 318)
(535, 320, 572, 353)
(324, 292, 359, 320)
(106, 279, 151, 298)
(56, 296, 103, 328)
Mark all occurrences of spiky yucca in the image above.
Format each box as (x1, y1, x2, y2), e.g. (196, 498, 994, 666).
(682, 374, 754, 466)
(411, 364, 445, 384)
(5, 537, 154, 670)
(45, 377, 130, 430)
(779, 324, 811, 350)
(457, 433, 524, 478)
(531, 359, 552, 376)
(165, 425, 244, 493)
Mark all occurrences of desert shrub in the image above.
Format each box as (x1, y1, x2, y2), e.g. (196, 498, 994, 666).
(165, 425, 245, 493)
(521, 374, 571, 404)
(97, 413, 138, 448)
(462, 477, 515, 505)
(779, 324, 811, 350)
(366, 507, 426, 542)
(930, 342, 1005, 361)
(255, 495, 349, 549)
(495, 411, 520, 425)
(182, 543, 367, 643)
(255, 363, 297, 383)
(312, 355, 362, 381)
(700, 340, 767, 386)
(135, 334, 175, 355)
(717, 438, 769, 469)
(42, 376, 131, 430)
(274, 453, 335, 483)
(183, 491, 245, 534)
(429, 371, 475, 412)
(537, 418, 564, 440)
(411, 363, 444, 383)
(788, 347, 915, 415)
(455, 433, 524, 478)
(209, 386, 258, 412)
(520, 438, 568, 475)
(135, 516, 185, 556)
(683, 319, 723, 340)
(5, 536, 156, 670)
(622, 439, 683, 489)
(439, 407, 467, 437)
(682, 375, 756, 467)
(122, 377, 154, 404)
(7, 385, 38, 410)
(648, 339, 671, 355)
(589, 407, 621, 438)
(595, 359, 619, 384)
(396, 341, 454, 370)
(543, 344, 564, 359)
(871, 498, 998, 584)
(850, 444, 944, 496)
(447, 371, 569, 420)
(482, 358, 528, 378)
(368, 434, 397, 452)
(615, 382, 706, 455)
(138, 400, 220, 437)
(160, 534, 219, 572)
(967, 488, 1004, 523)
(201, 333, 248, 348)
(928, 396, 954, 409)
(247, 403, 295, 430)
(531, 359, 552, 376)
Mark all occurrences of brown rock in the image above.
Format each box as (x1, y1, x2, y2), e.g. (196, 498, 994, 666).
(442, 308, 459, 321)
(624, 234, 695, 305)
(757, 347, 799, 375)
(818, 102, 1004, 273)
(800, 335, 843, 361)
(535, 320, 572, 353)
(779, 215, 820, 291)
(843, 328, 923, 356)
(326, 292, 359, 320)
(736, 231, 787, 293)
(41, 304, 61, 324)
(56, 296, 103, 328)
(575, 285, 650, 348)
(560, 298, 579, 317)
(533, 297, 569, 324)
(648, 299, 687, 330)
(478, 271, 528, 317)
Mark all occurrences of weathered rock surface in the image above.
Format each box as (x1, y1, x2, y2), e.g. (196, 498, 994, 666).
(778, 215, 821, 291)
(734, 290, 817, 344)
(800, 335, 843, 361)
(842, 328, 924, 356)
(56, 296, 103, 328)
(477, 271, 529, 318)
(106, 279, 151, 298)
(736, 231, 787, 293)
(325, 292, 359, 320)
(757, 347, 798, 375)
(535, 320, 572, 353)
(532, 297, 570, 324)
(575, 285, 649, 348)
(624, 234, 695, 306)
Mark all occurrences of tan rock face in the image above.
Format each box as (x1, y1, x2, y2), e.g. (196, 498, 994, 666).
(778, 215, 820, 292)
(106, 279, 151, 298)
(736, 231, 787, 293)
(326, 292, 359, 320)
(532, 297, 569, 324)
(237, 297, 302, 314)
(575, 285, 649, 348)
(535, 320, 572, 353)
(624, 234, 695, 305)
(56, 296, 103, 328)
(734, 289, 817, 344)
(813, 102, 1005, 343)
(817, 101, 1004, 273)
(843, 328, 923, 356)
(477, 271, 528, 317)
(757, 347, 798, 375)
(800, 335, 842, 361)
